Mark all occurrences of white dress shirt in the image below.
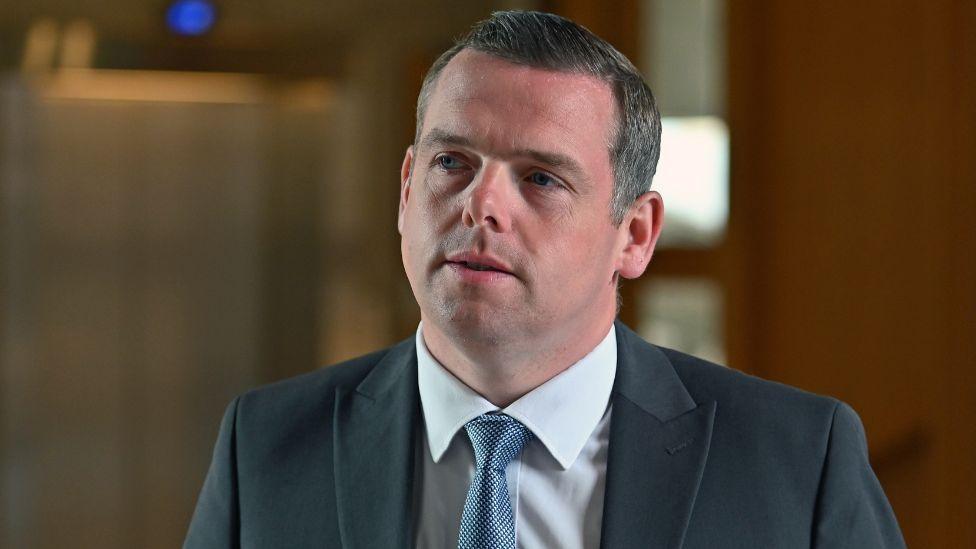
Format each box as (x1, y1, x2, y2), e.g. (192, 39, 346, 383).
(413, 324, 617, 549)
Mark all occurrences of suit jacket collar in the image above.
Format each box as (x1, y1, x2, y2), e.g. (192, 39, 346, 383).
(332, 322, 716, 549)
(600, 320, 716, 549)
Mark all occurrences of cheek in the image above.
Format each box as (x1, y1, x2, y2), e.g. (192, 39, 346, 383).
(400, 231, 417, 278)
(547, 227, 618, 281)
(400, 189, 459, 271)
(401, 206, 429, 270)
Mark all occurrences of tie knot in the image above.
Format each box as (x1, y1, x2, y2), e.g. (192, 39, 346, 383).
(464, 414, 534, 472)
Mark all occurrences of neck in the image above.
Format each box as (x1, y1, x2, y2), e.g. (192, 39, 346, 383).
(420, 313, 615, 407)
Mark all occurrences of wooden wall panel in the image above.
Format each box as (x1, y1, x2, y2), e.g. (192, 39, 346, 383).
(729, 1, 976, 546)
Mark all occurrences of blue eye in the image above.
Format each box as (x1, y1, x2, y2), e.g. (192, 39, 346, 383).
(529, 172, 557, 187)
(437, 155, 464, 170)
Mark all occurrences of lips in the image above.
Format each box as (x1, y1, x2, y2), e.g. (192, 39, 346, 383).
(444, 253, 514, 275)
(457, 261, 503, 272)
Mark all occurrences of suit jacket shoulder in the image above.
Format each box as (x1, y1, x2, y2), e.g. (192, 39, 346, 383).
(235, 343, 399, 431)
(602, 323, 905, 548)
(186, 338, 418, 549)
(660, 343, 840, 438)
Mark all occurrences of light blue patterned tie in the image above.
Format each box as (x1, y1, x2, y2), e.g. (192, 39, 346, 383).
(457, 413, 534, 549)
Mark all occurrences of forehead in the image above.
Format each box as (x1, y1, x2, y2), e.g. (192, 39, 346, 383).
(421, 50, 616, 167)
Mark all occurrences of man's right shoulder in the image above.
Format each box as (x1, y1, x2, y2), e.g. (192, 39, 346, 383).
(231, 337, 414, 427)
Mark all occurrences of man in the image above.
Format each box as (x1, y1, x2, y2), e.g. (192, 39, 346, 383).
(186, 11, 904, 549)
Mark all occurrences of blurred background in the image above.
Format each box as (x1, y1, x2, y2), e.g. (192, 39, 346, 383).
(0, 0, 973, 547)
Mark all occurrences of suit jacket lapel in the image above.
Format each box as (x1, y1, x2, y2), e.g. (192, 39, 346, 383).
(333, 338, 419, 549)
(600, 322, 716, 549)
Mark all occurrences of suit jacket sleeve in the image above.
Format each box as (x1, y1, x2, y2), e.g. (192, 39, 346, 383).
(812, 401, 906, 548)
(185, 397, 241, 549)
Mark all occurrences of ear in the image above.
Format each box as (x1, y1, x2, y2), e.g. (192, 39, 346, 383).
(397, 146, 414, 234)
(615, 191, 664, 279)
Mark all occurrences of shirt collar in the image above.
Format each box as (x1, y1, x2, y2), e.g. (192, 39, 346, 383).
(416, 323, 617, 470)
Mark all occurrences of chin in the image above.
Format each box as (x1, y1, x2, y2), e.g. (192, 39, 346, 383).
(430, 298, 515, 346)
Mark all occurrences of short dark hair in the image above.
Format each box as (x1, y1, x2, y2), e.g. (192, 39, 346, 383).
(414, 10, 662, 225)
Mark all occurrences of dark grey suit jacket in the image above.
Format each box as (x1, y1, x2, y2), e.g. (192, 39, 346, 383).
(185, 322, 905, 548)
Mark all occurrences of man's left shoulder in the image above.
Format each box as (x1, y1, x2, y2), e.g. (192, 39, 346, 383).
(660, 345, 842, 424)
(654, 346, 868, 493)
(649, 347, 904, 547)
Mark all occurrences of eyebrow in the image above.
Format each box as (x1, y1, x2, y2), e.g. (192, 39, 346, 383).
(418, 128, 588, 181)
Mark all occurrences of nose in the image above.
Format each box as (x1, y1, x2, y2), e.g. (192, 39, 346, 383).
(461, 163, 512, 232)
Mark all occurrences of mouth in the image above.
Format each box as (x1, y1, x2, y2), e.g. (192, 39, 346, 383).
(450, 260, 507, 273)
(443, 253, 515, 279)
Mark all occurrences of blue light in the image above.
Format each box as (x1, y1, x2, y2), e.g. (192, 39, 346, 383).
(166, 0, 217, 36)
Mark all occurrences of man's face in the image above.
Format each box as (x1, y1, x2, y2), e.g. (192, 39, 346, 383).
(398, 50, 639, 348)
